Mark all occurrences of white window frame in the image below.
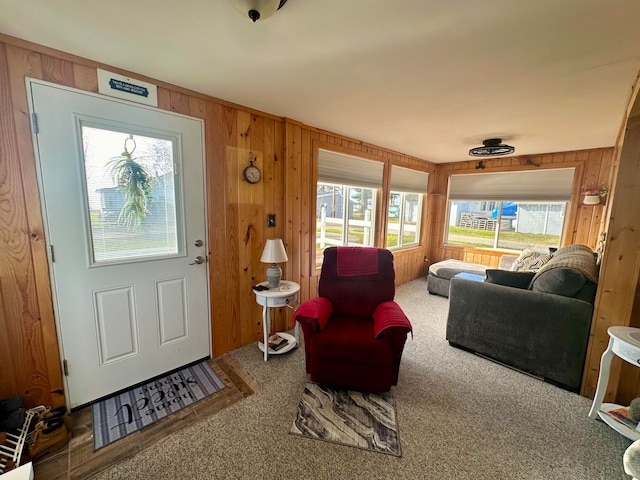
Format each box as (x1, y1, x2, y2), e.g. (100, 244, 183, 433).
(386, 191, 423, 250)
(445, 199, 568, 252)
(316, 182, 377, 251)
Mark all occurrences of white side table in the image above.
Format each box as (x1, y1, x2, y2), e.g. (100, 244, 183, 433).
(588, 326, 640, 440)
(253, 280, 300, 361)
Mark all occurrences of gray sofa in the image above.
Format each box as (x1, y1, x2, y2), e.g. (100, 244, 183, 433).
(446, 244, 598, 392)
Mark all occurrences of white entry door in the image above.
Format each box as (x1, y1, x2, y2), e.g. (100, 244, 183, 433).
(28, 80, 210, 409)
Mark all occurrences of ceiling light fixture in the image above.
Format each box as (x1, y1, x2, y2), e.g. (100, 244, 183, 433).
(229, 0, 288, 22)
(469, 138, 515, 157)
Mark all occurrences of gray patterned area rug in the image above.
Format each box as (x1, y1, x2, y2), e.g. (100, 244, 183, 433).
(92, 361, 225, 450)
(290, 383, 401, 457)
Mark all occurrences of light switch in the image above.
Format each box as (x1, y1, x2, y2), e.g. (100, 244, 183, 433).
(267, 213, 276, 227)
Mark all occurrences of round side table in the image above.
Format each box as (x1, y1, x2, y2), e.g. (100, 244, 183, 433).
(253, 280, 300, 361)
(588, 326, 640, 440)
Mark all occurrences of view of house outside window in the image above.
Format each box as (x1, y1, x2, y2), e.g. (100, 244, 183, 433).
(446, 200, 566, 253)
(316, 182, 377, 262)
(386, 191, 422, 248)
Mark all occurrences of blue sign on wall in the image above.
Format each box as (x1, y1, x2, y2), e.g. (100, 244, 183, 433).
(108, 79, 149, 98)
(97, 69, 158, 107)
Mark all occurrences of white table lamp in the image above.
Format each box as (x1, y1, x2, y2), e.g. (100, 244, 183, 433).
(260, 238, 288, 288)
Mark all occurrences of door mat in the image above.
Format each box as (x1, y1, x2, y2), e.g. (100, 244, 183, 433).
(289, 383, 401, 457)
(92, 361, 225, 450)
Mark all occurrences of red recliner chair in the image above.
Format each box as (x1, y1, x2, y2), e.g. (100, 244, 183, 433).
(294, 246, 412, 392)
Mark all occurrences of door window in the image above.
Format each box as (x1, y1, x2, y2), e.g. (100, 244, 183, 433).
(80, 124, 183, 264)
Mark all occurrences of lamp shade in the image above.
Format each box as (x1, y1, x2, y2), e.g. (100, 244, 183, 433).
(260, 239, 288, 264)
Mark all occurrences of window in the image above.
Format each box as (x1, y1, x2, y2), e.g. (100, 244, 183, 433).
(447, 200, 567, 252)
(387, 192, 422, 248)
(314, 150, 430, 263)
(386, 165, 428, 249)
(315, 149, 383, 263)
(81, 124, 182, 264)
(316, 182, 377, 251)
(446, 168, 575, 253)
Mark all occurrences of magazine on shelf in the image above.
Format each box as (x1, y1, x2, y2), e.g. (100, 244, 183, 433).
(603, 406, 640, 432)
(268, 334, 288, 351)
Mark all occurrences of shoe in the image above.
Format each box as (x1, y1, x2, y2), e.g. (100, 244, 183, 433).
(0, 397, 23, 415)
(27, 417, 69, 461)
(42, 406, 72, 432)
(36, 405, 72, 432)
(43, 406, 66, 419)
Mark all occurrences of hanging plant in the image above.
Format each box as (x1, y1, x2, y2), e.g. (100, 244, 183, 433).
(106, 135, 156, 229)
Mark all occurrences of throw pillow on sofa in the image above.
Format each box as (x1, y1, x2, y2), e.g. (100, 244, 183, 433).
(484, 269, 536, 289)
(510, 249, 552, 272)
(530, 268, 586, 297)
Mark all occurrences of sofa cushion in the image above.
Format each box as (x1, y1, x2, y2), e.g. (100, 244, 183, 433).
(553, 244, 594, 256)
(510, 249, 552, 272)
(484, 269, 535, 289)
(530, 268, 586, 297)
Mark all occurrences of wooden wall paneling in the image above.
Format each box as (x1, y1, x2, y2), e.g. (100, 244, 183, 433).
(72, 64, 98, 93)
(40, 54, 74, 86)
(156, 87, 171, 111)
(6, 45, 64, 406)
(188, 96, 207, 119)
(248, 114, 269, 338)
(273, 120, 286, 316)
(307, 130, 321, 299)
(284, 121, 295, 288)
(380, 159, 392, 247)
(581, 88, 640, 401)
(285, 121, 302, 300)
(297, 127, 312, 312)
(223, 106, 242, 352)
(204, 101, 229, 357)
(169, 91, 190, 115)
(0, 279, 19, 396)
(583, 149, 604, 188)
(0, 44, 54, 406)
(260, 117, 276, 329)
(235, 111, 258, 345)
(562, 161, 585, 247)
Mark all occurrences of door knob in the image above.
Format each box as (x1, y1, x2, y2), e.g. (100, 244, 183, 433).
(189, 256, 205, 265)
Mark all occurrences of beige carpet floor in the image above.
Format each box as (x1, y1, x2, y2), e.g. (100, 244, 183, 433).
(91, 277, 631, 479)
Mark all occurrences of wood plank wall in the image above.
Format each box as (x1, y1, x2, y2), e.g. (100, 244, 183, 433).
(427, 148, 614, 266)
(581, 77, 640, 404)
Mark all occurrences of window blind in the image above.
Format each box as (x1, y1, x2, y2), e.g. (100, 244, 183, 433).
(448, 168, 576, 201)
(317, 149, 384, 189)
(390, 165, 429, 193)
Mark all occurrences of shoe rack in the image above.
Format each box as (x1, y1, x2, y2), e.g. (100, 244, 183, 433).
(0, 406, 45, 474)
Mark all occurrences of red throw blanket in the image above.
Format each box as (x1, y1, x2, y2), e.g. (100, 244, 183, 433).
(373, 302, 413, 338)
(294, 297, 333, 330)
(336, 246, 379, 276)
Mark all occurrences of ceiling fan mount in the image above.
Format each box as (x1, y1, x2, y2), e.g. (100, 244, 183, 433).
(469, 138, 515, 157)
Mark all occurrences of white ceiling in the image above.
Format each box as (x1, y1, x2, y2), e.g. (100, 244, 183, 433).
(2, 0, 640, 163)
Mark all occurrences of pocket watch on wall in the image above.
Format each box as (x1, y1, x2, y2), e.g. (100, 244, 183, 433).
(243, 154, 261, 184)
